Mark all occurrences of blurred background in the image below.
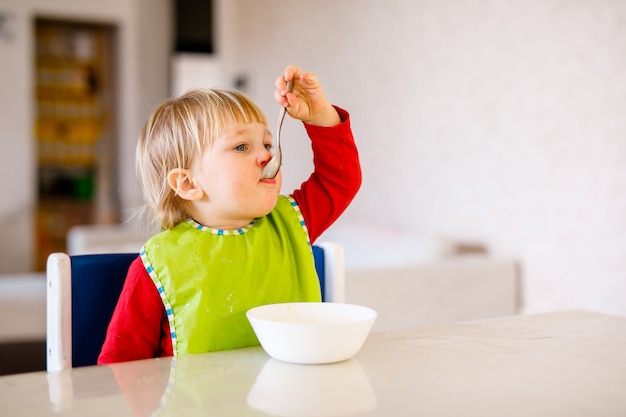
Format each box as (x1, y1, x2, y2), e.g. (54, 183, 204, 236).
(1, 0, 625, 320)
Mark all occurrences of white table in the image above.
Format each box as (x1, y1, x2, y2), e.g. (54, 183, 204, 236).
(1, 310, 625, 416)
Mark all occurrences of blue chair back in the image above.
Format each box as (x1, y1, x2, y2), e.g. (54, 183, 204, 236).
(312, 245, 326, 301)
(71, 253, 136, 368)
(70, 247, 327, 368)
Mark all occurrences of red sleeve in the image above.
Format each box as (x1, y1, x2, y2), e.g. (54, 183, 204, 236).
(98, 257, 173, 364)
(292, 106, 362, 243)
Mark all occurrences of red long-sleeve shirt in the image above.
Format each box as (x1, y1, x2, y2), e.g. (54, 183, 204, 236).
(98, 107, 361, 364)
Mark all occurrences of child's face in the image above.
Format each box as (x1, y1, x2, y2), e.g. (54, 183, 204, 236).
(192, 122, 282, 227)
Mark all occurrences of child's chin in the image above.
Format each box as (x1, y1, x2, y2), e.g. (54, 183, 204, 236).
(253, 199, 279, 218)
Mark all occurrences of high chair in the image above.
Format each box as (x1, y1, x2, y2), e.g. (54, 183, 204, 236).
(46, 242, 344, 372)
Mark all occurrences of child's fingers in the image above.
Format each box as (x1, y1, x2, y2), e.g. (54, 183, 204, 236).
(274, 74, 292, 107)
(283, 65, 302, 82)
(273, 88, 288, 107)
(299, 71, 317, 86)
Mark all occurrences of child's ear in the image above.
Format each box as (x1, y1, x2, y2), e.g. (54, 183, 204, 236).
(167, 168, 204, 201)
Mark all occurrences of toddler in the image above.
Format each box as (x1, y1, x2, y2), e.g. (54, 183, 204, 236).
(98, 65, 361, 363)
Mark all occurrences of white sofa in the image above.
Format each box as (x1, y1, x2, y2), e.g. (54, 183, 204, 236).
(346, 258, 518, 331)
(0, 224, 153, 349)
(0, 272, 46, 344)
(0, 221, 518, 348)
(0, 272, 47, 374)
(317, 219, 518, 331)
(65, 221, 519, 332)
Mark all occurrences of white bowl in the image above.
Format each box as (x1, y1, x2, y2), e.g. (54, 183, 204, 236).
(246, 302, 377, 364)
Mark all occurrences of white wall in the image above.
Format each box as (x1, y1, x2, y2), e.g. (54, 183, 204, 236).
(1, 0, 624, 317)
(0, 0, 170, 272)
(223, 0, 626, 316)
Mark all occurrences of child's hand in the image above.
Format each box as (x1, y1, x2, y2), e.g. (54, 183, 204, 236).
(274, 65, 341, 127)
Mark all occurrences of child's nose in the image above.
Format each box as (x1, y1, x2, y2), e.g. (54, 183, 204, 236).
(258, 148, 273, 166)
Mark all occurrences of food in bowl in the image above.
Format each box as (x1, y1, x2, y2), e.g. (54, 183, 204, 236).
(246, 302, 377, 364)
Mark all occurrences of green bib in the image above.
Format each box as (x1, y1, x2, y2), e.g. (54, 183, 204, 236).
(141, 196, 321, 356)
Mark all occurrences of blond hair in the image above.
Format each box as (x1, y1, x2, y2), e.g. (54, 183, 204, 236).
(136, 89, 267, 229)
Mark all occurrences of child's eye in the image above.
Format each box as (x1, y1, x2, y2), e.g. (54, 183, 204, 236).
(234, 144, 247, 152)
(264, 143, 272, 151)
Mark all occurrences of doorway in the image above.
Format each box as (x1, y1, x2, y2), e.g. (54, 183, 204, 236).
(33, 18, 119, 270)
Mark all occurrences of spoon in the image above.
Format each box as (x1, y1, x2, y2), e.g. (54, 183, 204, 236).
(260, 79, 294, 180)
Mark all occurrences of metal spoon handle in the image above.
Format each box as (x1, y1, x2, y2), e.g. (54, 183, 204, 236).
(276, 79, 294, 147)
(260, 79, 294, 180)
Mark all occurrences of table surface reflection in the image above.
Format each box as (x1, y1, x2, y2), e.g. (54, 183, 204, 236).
(1, 310, 625, 417)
